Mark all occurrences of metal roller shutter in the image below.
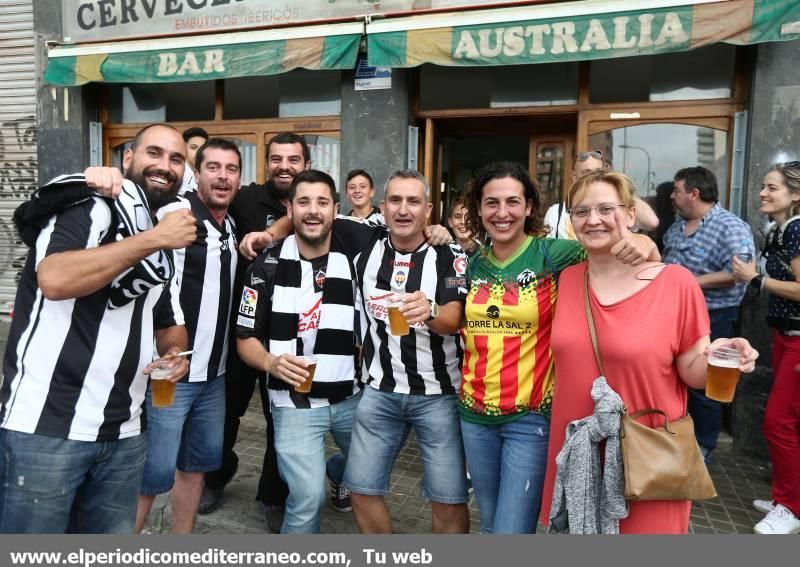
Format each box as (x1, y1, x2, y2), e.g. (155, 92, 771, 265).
(0, 1, 36, 316)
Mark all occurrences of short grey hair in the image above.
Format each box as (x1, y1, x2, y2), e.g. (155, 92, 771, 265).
(384, 169, 430, 200)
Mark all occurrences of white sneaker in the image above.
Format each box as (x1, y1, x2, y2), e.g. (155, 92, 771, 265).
(752, 499, 776, 515)
(754, 504, 800, 534)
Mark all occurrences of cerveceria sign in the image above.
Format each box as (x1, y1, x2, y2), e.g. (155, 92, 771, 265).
(61, 0, 526, 43)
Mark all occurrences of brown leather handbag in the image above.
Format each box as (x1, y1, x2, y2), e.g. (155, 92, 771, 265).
(583, 270, 717, 501)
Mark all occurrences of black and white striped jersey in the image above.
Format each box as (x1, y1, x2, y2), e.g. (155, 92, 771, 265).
(1, 181, 167, 442)
(355, 238, 467, 395)
(156, 191, 238, 383)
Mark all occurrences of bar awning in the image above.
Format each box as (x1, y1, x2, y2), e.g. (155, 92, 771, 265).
(44, 22, 364, 86)
(367, 0, 800, 68)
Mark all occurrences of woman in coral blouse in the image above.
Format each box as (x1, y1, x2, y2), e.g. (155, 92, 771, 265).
(540, 171, 757, 534)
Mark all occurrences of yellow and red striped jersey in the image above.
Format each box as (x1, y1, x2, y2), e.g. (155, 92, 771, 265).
(460, 236, 584, 420)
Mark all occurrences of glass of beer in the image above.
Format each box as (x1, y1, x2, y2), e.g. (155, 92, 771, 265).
(387, 297, 410, 336)
(295, 355, 317, 394)
(150, 364, 176, 408)
(706, 345, 742, 402)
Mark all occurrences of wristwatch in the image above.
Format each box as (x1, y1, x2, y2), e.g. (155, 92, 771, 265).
(427, 301, 440, 321)
(750, 275, 763, 292)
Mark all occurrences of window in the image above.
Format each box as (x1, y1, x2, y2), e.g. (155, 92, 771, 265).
(108, 82, 215, 123)
(590, 44, 735, 103)
(224, 70, 342, 119)
(588, 124, 730, 205)
(420, 63, 578, 110)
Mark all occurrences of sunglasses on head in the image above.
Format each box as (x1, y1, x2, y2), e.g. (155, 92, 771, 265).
(783, 160, 800, 169)
(577, 150, 603, 161)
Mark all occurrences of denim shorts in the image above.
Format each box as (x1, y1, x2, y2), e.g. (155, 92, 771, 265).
(343, 386, 467, 504)
(141, 376, 225, 495)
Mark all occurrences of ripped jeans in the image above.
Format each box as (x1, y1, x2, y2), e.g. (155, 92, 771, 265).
(461, 412, 550, 534)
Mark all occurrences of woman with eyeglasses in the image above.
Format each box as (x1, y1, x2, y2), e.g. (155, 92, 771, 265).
(458, 162, 659, 533)
(732, 161, 800, 535)
(540, 171, 757, 533)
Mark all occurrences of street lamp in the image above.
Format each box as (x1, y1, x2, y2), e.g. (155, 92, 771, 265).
(619, 144, 652, 193)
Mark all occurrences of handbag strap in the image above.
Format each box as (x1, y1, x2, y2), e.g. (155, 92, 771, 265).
(583, 268, 605, 377)
(626, 408, 675, 434)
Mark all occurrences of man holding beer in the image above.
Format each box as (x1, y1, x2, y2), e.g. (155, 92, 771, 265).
(134, 138, 242, 534)
(343, 169, 470, 534)
(663, 166, 756, 462)
(235, 170, 364, 534)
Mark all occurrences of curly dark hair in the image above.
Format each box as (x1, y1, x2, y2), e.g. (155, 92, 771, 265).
(464, 161, 547, 242)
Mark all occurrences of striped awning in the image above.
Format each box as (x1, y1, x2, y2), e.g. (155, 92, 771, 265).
(44, 22, 363, 86)
(367, 0, 800, 68)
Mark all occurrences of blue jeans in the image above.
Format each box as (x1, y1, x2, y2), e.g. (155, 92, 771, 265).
(0, 429, 146, 533)
(460, 412, 550, 534)
(343, 387, 467, 504)
(689, 306, 738, 451)
(141, 376, 226, 495)
(271, 393, 360, 534)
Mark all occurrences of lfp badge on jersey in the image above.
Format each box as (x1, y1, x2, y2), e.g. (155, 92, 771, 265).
(394, 270, 407, 286)
(239, 287, 258, 317)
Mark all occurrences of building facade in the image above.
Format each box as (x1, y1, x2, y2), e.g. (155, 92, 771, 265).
(17, 0, 800, 454)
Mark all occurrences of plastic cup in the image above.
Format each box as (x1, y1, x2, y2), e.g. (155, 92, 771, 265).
(387, 298, 410, 336)
(295, 355, 317, 394)
(150, 365, 176, 407)
(706, 346, 742, 402)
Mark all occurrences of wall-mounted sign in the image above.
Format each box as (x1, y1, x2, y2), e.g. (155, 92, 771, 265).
(61, 0, 530, 43)
(354, 56, 391, 90)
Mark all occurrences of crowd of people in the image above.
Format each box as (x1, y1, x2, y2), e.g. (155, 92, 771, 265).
(0, 122, 797, 535)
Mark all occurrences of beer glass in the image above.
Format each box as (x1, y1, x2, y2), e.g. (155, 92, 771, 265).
(706, 345, 742, 402)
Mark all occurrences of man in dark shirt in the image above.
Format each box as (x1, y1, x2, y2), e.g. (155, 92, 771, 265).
(201, 133, 311, 531)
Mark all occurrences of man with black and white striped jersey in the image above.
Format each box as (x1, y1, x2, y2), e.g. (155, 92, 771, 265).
(0, 124, 195, 534)
(235, 170, 362, 534)
(342, 170, 470, 534)
(133, 138, 241, 534)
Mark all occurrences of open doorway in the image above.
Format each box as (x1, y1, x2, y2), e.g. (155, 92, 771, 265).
(422, 114, 576, 222)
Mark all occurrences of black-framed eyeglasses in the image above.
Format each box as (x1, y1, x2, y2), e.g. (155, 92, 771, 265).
(569, 203, 628, 219)
(577, 150, 603, 162)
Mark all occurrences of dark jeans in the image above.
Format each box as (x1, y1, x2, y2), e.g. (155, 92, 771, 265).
(0, 430, 146, 533)
(688, 306, 738, 451)
(204, 348, 288, 506)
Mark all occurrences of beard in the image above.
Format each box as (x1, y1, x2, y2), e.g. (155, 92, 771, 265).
(294, 216, 333, 248)
(270, 179, 291, 200)
(127, 166, 181, 210)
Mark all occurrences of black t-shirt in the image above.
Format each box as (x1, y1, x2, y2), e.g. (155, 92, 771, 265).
(229, 181, 287, 242)
(228, 180, 287, 288)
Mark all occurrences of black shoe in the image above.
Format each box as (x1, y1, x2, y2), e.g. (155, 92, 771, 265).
(261, 502, 285, 534)
(329, 480, 352, 512)
(197, 485, 225, 515)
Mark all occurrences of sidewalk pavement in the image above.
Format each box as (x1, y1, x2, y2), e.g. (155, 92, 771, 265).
(0, 319, 777, 535)
(145, 394, 776, 535)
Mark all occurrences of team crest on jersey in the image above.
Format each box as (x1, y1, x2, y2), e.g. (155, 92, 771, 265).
(394, 270, 407, 286)
(315, 269, 326, 288)
(517, 269, 536, 287)
(486, 305, 500, 319)
(239, 286, 258, 317)
(453, 256, 467, 276)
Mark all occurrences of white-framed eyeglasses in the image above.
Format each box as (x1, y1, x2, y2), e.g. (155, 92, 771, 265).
(569, 204, 628, 219)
